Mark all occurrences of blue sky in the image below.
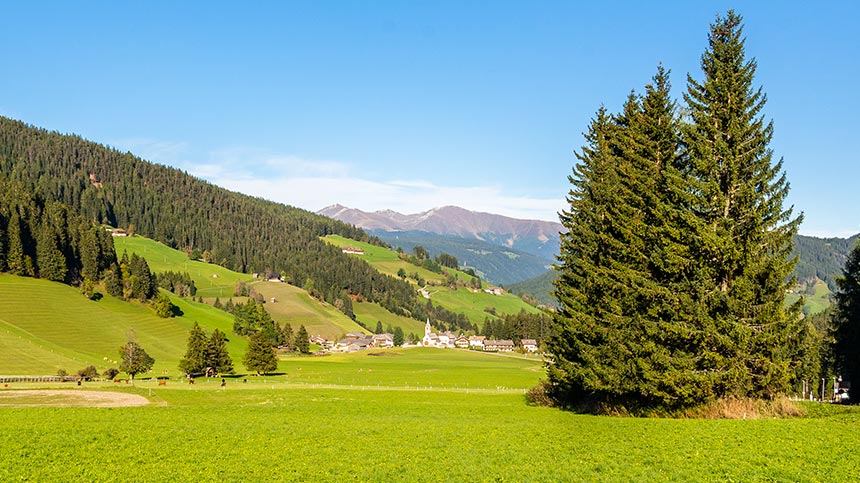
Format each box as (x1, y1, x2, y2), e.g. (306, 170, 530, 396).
(1, 1, 857, 237)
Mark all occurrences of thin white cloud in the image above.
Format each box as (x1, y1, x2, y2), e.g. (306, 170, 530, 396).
(183, 154, 564, 222)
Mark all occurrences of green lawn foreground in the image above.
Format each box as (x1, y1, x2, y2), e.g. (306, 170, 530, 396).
(2, 348, 858, 482)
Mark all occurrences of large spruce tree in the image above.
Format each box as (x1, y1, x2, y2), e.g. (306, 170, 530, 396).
(549, 11, 802, 412)
(832, 242, 860, 384)
(682, 10, 801, 399)
(179, 322, 209, 374)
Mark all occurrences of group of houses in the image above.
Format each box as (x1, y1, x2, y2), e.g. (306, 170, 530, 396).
(323, 320, 539, 354)
(420, 320, 538, 353)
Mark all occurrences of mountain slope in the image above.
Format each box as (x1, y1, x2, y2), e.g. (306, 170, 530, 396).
(373, 230, 552, 285)
(0, 116, 422, 321)
(319, 204, 565, 261)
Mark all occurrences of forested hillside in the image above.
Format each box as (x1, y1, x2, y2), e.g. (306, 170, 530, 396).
(0, 116, 423, 320)
(794, 234, 859, 290)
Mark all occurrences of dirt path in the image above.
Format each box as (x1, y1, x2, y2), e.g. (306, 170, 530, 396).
(0, 390, 150, 407)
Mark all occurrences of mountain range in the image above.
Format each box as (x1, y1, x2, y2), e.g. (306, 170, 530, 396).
(317, 204, 565, 262)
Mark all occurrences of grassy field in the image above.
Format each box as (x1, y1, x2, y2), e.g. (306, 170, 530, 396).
(786, 278, 833, 316)
(323, 235, 539, 327)
(0, 348, 857, 482)
(0, 273, 246, 375)
(115, 235, 366, 339)
(353, 301, 426, 336)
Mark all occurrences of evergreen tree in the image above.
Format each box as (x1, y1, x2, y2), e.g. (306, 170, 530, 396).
(36, 220, 67, 282)
(104, 262, 123, 297)
(119, 340, 155, 383)
(393, 326, 404, 347)
(682, 10, 801, 399)
(5, 211, 25, 275)
(179, 322, 209, 374)
(243, 331, 278, 375)
(832, 242, 860, 384)
(295, 325, 310, 354)
(375, 321, 384, 334)
(281, 322, 294, 350)
(79, 227, 100, 282)
(207, 328, 234, 375)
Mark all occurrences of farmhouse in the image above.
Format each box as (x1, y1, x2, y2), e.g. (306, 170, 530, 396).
(110, 228, 128, 237)
(468, 335, 485, 349)
(484, 287, 504, 296)
(521, 339, 539, 353)
(484, 339, 515, 352)
(342, 246, 365, 255)
(372, 333, 394, 348)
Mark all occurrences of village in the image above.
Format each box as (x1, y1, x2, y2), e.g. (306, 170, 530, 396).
(311, 319, 539, 355)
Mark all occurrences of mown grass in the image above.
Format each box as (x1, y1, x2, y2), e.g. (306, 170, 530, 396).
(1, 348, 857, 482)
(0, 274, 247, 375)
(353, 301, 426, 336)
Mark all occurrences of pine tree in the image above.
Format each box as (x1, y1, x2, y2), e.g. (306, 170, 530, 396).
(281, 322, 294, 350)
(295, 325, 310, 354)
(179, 322, 209, 374)
(6, 211, 25, 275)
(104, 262, 123, 297)
(243, 330, 278, 375)
(393, 326, 404, 347)
(207, 328, 234, 375)
(683, 10, 802, 399)
(36, 220, 67, 282)
(832, 242, 860, 384)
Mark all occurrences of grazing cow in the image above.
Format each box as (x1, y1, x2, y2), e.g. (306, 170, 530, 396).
(158, 380, 166, 386)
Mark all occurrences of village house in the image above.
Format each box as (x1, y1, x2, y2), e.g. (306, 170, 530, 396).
(372, 333, 394, 348)
(484, 287, 504, 296)
(468, 335, 486, 349)
(110, 228, 128, 237)
(454, 335, 470, 349)
(342, 246, 365, 255)
(484, 339, 515, 352)
(521, 339, 539, 353)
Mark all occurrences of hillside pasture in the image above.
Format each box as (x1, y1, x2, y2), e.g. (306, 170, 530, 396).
(0, 274, 247, 375)
(353, 301, 425, 336)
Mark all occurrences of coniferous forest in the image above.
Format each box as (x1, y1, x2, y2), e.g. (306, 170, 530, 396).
(0, 116, 433, 322)
(547, 11, 815, 412)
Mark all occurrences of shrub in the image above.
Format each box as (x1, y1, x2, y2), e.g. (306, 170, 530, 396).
(77, 365, 100, 381)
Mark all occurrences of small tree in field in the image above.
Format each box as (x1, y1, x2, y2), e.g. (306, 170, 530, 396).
(295, 325, 310, 354)
(243, 331, 278, 375)
(119, 340, 155, 383)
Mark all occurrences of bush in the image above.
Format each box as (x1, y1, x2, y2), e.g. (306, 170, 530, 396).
(57, 368, 68, 377)
(77, 365, 100, 381)
(525, 380, 556, 407)
(103, 368, 120, 380)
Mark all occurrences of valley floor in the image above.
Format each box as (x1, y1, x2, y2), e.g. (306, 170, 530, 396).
(2, 350, 858, 482)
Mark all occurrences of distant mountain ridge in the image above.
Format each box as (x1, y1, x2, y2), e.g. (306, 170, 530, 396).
(318, 204, 565, 261)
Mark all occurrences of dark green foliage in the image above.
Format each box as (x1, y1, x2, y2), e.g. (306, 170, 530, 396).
(243, 331, 278, 375)
(127, 253, 157, 301)
(832, 241, 860, 384)
(375, 321, 383, 334)
(482, 311, 553, 344)
(393, 326, 404, 346)
(436, 252, 458, 269)
(103, 367, 120, 380)
(207, 329, 234, 375)
(295, 325, 310, 354)
(77, 365, 99, 381)
(233, 299, 274, 337)
(157, 271, 197, 297)
(0, 116, 424, 322)
(119, 340, 155, 381)
(104, 263, 123, 297)
(179, 322, 210, 374)
(794, 234, 859, 291)
(548, 11, 802, 412)
(281, 323, 294, 350)
(152, 292, 178, 318)
(0, 179, 117, 284)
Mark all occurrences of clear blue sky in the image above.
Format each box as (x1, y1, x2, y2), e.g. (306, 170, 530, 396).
(1, 1, 857, 237)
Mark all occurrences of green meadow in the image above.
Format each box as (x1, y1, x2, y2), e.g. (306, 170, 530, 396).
(1, 348, 857, 482)
(323, 235, 538, 327)
(0, 273, 246, 375)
